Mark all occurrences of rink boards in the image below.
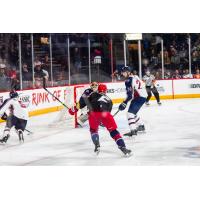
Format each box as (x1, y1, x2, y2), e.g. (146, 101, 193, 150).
(1, 78, 200, 122)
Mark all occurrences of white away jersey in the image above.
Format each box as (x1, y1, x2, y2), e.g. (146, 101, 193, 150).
(131, 75, 147, 98)
(0, 97, 29, 120)
(124, 75, 147, 103)
(142, 74, 155, 87)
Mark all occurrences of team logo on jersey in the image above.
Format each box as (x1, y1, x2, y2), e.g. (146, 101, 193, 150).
(98, 96, 110, 103)
(19, 95, 31, 108)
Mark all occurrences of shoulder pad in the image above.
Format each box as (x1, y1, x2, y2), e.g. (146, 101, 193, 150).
(84, 89, 92, 96)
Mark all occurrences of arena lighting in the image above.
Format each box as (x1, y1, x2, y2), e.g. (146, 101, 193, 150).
(125, 33, 142, 40)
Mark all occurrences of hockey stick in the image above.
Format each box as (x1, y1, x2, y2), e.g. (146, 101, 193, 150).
(113, 109, 120, 117)
(25, 129, 34, 134)
(42, 78, 70, 109)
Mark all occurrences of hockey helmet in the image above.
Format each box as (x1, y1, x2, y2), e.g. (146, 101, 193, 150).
(90, 82, 98, 91)
(9, 90, 19, 99)
(98, 84, 107, 94)
(121, 66, 132, 73)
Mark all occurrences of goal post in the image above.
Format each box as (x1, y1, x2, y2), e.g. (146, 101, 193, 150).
(61, 84, 90, 128)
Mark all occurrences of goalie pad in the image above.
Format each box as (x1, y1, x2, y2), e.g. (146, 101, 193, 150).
(77, 113, 88, 126)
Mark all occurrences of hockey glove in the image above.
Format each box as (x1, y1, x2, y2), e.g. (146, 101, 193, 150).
(1, 113, 7, 120)
(68, 106, 79, 115)
(119, 102, 127, 111)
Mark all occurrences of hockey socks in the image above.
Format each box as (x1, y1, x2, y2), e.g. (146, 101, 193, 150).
(91, 132, 100, 146)
(110, 130, 132, 156)
(18, 130, 24, 142)
(110, 130, 126, 148)
(91, 133, 100, 154)
(127, 112, 140, 131)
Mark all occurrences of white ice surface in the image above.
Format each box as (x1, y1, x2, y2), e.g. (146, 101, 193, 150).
(1, 98, 200, 166)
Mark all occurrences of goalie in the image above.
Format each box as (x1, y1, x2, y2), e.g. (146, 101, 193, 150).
(68, 82, 98, 126)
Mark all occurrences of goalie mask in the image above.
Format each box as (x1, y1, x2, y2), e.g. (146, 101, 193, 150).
(90, 82, 98, 92)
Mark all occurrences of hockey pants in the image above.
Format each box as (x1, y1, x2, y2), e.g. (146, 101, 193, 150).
(146, 86, 160, 103)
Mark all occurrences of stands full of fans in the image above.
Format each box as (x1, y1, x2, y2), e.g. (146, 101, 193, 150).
(1, 33, 200, 92)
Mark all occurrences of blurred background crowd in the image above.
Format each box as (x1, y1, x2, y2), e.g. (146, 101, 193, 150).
(1, 33, 200, 92)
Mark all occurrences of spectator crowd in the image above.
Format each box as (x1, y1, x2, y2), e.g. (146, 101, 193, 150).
(2, 33, 200, 92)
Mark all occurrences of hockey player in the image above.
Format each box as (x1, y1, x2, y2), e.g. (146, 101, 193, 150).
(143, 70, 161, 105)
(0, 90, 29, 143)
(118, 66, 147, 136)
(68, 82, 98, 126)
(86, 83, 131, 156)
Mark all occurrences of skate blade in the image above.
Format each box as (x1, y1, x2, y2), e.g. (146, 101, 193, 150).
(123, 133, 137, 137)
(137, 131, 146, 134)
(124, 152, 133, 157)
(27, 132, 34, 135)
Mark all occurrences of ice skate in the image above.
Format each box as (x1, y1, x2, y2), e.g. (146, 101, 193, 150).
(157, 101, 162, 105)
(137, 125, 146, 133)
(94, 144, 100, 155)
(145, 102, 150, 106)
(119, 147, 132, 157)
(124, 129, 138, 137)
(0, 134, 10, 143)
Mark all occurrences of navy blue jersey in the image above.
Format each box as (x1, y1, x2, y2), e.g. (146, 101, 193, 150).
(124, 77, 133, 104)
(124, 75, 146, 104)
(79, 88, 93, 109)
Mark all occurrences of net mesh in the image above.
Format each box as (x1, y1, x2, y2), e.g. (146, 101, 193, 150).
(49, 85, 89, 128)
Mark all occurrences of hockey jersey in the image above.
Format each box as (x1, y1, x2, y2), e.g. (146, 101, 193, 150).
(0, 97, 29, 120)
(142, 74, 155, 87)
(88, 92, 113, 112)
(79, 88, 93, 109)
(124, 75, 147, 104)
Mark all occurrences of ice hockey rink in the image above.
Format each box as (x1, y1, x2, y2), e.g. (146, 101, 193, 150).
(0, 98, 200, 166)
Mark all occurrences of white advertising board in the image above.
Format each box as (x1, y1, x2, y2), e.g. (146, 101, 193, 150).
(155, 80, 173, 97)
(105, 82, 127, 100)
(0, 87, 67, 112)
(173, 79, 200, 95)
(1, 79, 200, 119)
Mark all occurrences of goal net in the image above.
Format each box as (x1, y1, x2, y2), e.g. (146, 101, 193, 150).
(50, 84, 90, 129)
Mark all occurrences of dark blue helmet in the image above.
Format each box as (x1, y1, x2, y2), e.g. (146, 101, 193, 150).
(9, 90, 19, 99)
(121, 66, 132, 73)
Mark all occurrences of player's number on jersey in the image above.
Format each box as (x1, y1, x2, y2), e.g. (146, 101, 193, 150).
(98, 96, 110, 103)
(136, 80, 142, 89)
